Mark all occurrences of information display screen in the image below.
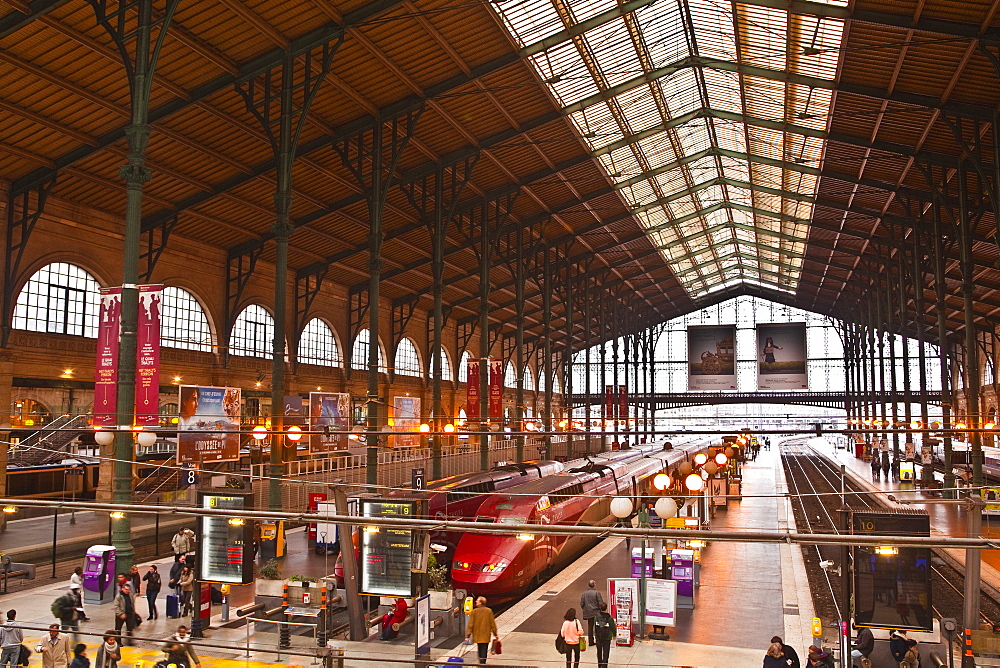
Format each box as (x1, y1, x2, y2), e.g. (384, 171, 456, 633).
(197, 492, 253, 585)
(361, 500, 416, 597)
(852, 511, 931, 631)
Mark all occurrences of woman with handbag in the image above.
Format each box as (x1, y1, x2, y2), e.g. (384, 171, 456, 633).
(560, 608, 584, 668)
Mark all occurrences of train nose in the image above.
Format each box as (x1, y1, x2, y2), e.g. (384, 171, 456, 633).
(451, 537, 524, 584)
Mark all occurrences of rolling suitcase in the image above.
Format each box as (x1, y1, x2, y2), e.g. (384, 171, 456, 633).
(166, 593, 180, 618)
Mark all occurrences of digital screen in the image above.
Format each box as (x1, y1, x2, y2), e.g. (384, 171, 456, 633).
(852, 512, 932, 631)
(197, 492, 253, 585)
(361, 500, 416, 597)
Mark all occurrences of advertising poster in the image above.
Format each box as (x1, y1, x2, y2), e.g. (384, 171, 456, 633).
(415, 594, 431, 656)
(466, 357, 480, 422)
(687, 325, 736, 391)
(135, 284, 162, 427)
(308, 392, 350, 454)
(757, 322, 808, 390)
(608, 577, 640, 622)
(644, 578, 678, 627)
(94, 287, 121, 426)
(605, 385, 616, 423)
(393, 396, 421, 448)
(984, 489, 1000, 515)
(177, 385, 241, 463)
(489, 358, 503, 422)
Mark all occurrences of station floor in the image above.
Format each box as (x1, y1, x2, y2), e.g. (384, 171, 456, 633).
(5, 440, 980, 666)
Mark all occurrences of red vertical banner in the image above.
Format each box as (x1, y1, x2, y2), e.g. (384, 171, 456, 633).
(489, 358, 504, 423)
(135, 284, 162, 427)
(94, 287, 122, 426)
(618, 385, 627, 427)
(604, 385, 615, 423)
(466, 358, 480, 422)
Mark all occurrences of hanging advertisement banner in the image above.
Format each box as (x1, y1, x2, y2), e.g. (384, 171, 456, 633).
(393, 396, 421, 448)
(489, 358, 504, 422)
(94, 287, 122, 426)
(308, 392, 350, 454)
(605, 385, 616, 422)
(687, 325, 736, 391)
(135, 284, 162, 427)
(757, 322, 808, 390)
(177, 385, 241, 463)
(618, 385, 627, 429)
(466, 358, 480, 422)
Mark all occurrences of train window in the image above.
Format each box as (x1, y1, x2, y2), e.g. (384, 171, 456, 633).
(475, 516, 495, 523)
(496, 503, 514, 510)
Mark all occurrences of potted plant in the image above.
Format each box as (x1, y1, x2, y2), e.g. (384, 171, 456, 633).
(255, 559, 285, 597)
(426, 554, 453, 609)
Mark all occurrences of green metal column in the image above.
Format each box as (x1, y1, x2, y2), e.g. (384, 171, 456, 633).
(479, 199, 491, 472)
(913, 227, 932, 484)
(933, 194, 956, 495)
(600, 295, 607, 453)
(542, 247, 553, 458)
(430, 175, 446, 481)
(564, 264, 574, 459)
(514, 230, 526, 464)
(366, 119, 386, 488)
(957, 165, 984, 487)
(898, 249, 913, 438)
(583, 274, 592, 454)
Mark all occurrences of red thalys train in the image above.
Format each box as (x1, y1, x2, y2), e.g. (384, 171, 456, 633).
(450, 442, 701, 602)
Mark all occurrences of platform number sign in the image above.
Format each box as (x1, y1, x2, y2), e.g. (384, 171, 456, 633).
(181, 465, 197, 488)
(411, 467, 425, 490)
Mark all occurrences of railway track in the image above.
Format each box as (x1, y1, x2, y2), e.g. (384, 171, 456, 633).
(781, 441, 1000, 633)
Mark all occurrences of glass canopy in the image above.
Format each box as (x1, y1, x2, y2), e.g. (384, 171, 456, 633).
(493, 0, 846, 298)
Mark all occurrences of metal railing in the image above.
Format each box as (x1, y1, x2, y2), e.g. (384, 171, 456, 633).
(7, 413, 91, 466)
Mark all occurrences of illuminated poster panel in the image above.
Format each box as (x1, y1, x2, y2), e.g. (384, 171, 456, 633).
(392, 396, 421, 448)
(177, 386, 241, 463)
(757, 322, 808, 390)
(687, 325, 736, 391)
(309, 392, 350, 454)
(94, 288, 122, 426)
(197, 491, 253, 584)
(135, 285, 162, 427)
(361, 500, 417, 597)
(852, 511, 932, 631)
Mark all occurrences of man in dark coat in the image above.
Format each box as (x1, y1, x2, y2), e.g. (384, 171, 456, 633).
(772, 636, 800, 668)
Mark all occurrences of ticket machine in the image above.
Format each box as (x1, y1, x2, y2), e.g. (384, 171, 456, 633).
(669, 549, 695, 609)
(82, 545, 115, 605)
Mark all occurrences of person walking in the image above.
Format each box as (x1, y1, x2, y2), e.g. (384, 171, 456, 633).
(771, 636, 800, 668)
(68, 644, 88, 668)
(68, 569, 89, 622)
(113, 583, 136, 645)
(464, 596, 498, 666)
(881, 451, 890, 482)
(0, 610, 23, 668)
(764, 642, 787, 668)
(142, 565, 161, 620)
(850, 623, 874, 666)
(178, 567, 195, 616)
(37, 624, 71, 668)
(169, 625, 201, 668)
(559, 608, 584, 668)
(172, 528, 192, 561)
(871, 451, 881, 481)
(93, 633, 120, 668)
(592, 602, 614, 668)
(579, 579, 604, 645)
(53, 586, 81, 643)
(127, 567, 140, 598)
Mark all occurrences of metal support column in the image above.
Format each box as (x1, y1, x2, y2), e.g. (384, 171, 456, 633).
(85, 0, 181, 574)
(958, 165, 984, 487)
(933, 195, 956, 495)
(479, 200, 491, 472)
(542, 247, 553, 457)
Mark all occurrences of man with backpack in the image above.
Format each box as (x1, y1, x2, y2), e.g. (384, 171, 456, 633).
(593, 602, 614, 668)
(51, 591, 79, 644)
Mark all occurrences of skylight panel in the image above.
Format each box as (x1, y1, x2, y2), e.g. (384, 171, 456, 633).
(687, 0, 737, 62)
(585, 18, 641, 89)
(676, 117, 713, 155)
(739, 4, 787, 71)
(656, 69, 703, 117)
(636, 2, 687, 69)
(571, 103, 624, 149)
(567, 0, 616, 24)
(702, 68, 743, 114)
(495, 0, 563, 47)
(614, 84, 668, 134)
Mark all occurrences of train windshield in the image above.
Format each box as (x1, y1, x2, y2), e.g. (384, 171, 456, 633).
(498, 517, 526, 525)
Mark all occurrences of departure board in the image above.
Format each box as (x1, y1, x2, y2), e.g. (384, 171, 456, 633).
(360, 500, 417, 597)
(197, 491, 253, 585)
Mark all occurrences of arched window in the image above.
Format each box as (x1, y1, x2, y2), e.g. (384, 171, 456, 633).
(13, 262, 101, 337)
(986, 355, 996, 386)
(351, 328, 386, 371)
(458, 350, 472, 383)
(538, 370, 547, 393)
(230, 305, 274, 358)
(430, 347, 453, 381)
(161, 287, 212, 352)
(552, 373, 561, 394)
(395, 338, 421, 376)
(523, 366, 535, 391)
(299, 318, 341, 367)
(504, 362, 516, 388)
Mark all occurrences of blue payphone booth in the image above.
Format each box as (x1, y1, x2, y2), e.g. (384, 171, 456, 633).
(82, 545, 115, 605)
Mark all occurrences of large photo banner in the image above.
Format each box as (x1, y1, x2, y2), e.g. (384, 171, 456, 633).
(393, 396, 421, 448)
(489, 358, 503, 422)
(466, 358, 480, 422)
(309, 392, 350, 454)
(178, 385, 241, 463)
(94, 287, 122, 426)
(135, 284, 162, 427)
(757, 323, 808, 390)
(687, 325, 736, 391)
